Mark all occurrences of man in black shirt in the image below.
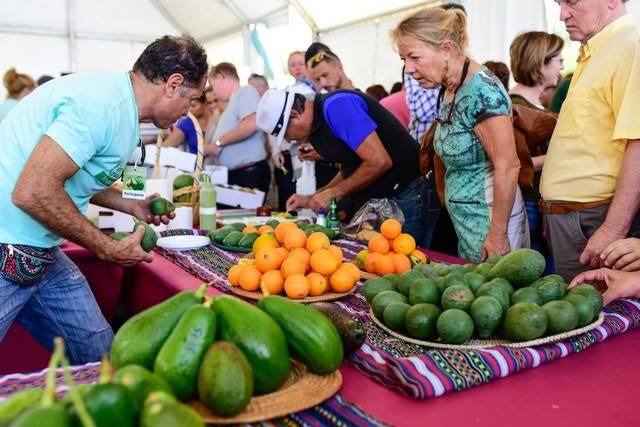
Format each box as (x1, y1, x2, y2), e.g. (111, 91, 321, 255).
(256, 88, 438, 248)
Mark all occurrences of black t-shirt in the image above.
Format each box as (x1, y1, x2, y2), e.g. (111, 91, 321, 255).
(310, 90, 420, 217)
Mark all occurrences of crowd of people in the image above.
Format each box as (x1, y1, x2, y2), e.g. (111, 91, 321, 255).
(1, 0, 640, 363)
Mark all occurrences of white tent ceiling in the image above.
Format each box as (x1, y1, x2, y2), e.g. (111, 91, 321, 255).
(2, 0, 640, 97)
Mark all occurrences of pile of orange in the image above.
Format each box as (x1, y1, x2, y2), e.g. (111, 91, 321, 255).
(357, 218, 427, 276)
(226, 221, 359, 299)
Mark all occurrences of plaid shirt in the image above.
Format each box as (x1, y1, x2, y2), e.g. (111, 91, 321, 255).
(405, 74, 439, 142)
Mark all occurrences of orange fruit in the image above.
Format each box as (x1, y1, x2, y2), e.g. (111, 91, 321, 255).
(281, 255, 307, 278)
(310, 249, 339, 276)
(258, 224, 274, 234)
(254, 247, 283, 273)
(252, 233, 279, 254)
(288, 248, 311, 269)
(306, 232, 330, 253)
(307, 272, 328, 296)
(275, 247, 289, 260)
(330, 268, 356, 293)
(368, 234, 390, 254)
(392, 233, 416, 256)
(374, 254, 396, 276)
(380, 218, 402, 240)
(284, 274, 310, 299)
(354, 249, 369, 269)
(391, 253, 412, 274)
(242, 225, 258, 235)
(260, 270, 284, 295)
(275, 221, 298, 244)
(364, 252, 382, 274)
(327, 245, 343, 263)
(283, 227, 307, 250)
(411, 249, 427, 264)
(238, 265, 261, 291)
(339, 262, 361, 282)
(227, 264, 243, 286)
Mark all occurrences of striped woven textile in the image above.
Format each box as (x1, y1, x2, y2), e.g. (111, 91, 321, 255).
(0, 363, 387, 427)
(155, 229, 640, 400)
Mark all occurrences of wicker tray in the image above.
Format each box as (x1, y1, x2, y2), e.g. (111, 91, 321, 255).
(213, 242, 252, 253)
(370, 308, 605, 350)
(190, 360, 342, 424)
(229, 283, 356, 303)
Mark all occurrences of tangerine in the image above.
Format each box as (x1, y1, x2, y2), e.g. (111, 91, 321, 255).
(307, 272, 328, 296)
(391, 253, 412, 274)
(227, 264, 243, 286)
(288, 247, 311, 269)
(368, 234, 390, 254)
(392, 233, 416, 256)
(254, 247, 283, 273)
(280, 255, 307, 278)
(330, 268, 356, 293)
(252, 233, 279, 254)
(238, 265, 261, 291)
(260, 270, 284, 295)
(364, 252, 382, 274)
(242, 225, 258, 235)
(380, 218, 402, 240)
(306, 232, 330, 253)
(339, 262, 361, 281)
(374, 254, 396, 276)
(283, 227, 307, 250)
(411, 250, 428, 264)
(258, 224, 274, 234)
(309, 249, 339, 276)
(284, 274, 310, 299)
(327, 245, 344, 263)
(275, 221, 298, 244)
(275, 247, 289, 260)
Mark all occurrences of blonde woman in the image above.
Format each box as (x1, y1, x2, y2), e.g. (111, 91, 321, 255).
(0, 68, 36, 123)
(391, 7, 529, 261)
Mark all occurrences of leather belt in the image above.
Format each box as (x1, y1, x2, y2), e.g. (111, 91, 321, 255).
(538, 197, 612, 215)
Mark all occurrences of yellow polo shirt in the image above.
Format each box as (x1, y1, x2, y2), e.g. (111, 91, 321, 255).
(540, 15, 640, 202)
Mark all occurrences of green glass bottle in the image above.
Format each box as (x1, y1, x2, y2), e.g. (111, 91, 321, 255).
(326, 197, 341, 233)
(199, 175, 217, 232)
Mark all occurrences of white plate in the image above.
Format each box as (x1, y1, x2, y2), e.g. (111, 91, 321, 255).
(156, 235, 210, 251)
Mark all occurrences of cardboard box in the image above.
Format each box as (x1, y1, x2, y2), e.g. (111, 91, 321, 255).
(203, 165, 228, 185)
(95, 207, 135, 232)
(215, 184, 265, 209)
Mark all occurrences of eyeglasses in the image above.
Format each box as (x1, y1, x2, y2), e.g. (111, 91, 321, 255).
(309, 51, 337, 68)
(270, 92, 290, 136)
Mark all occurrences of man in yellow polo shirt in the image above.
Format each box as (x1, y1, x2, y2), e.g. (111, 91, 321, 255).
(540, 0, 640, 281)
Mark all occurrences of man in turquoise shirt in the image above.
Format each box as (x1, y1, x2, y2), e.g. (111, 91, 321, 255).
(0, 35, 208, 364)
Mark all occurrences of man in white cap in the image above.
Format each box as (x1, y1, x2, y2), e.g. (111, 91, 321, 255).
(256, 88, 436, 248)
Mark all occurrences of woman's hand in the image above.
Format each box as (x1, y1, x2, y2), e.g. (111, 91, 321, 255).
(569, 268, 640, 306)
(481, 230, 511, 260)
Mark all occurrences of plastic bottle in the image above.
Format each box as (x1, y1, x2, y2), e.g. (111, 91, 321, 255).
(199, 174, 217, 232)
(326, 198, 340, 233)
(316, 209, 327, 226)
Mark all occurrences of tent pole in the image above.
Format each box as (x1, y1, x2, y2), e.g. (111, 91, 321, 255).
(67, 0, 77, 72)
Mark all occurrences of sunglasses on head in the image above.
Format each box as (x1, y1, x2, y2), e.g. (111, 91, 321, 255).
(309, 51, 337, 68)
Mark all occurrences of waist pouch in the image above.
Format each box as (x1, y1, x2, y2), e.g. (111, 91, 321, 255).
(0, 243, 55, 285)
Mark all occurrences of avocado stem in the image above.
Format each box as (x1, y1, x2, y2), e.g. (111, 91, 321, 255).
(97, 354, 113, 384)
(194, 282, 210, 300)
(41, 337, 64, 408)
(203, 297, 214, 308)
(60, 352, 97, 427)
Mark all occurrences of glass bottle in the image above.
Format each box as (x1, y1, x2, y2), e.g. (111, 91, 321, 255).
(326, 197, 340, 232)
(199, 175, 217, 232)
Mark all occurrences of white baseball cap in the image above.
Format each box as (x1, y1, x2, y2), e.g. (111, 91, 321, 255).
(256, 88, 295, 146)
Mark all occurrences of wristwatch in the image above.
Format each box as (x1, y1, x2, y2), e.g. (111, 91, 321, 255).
(215, 138, 223, 147)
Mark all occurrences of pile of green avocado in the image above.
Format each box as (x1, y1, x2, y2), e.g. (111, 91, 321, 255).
(210, 219, 338, 249)
(364, 248, 604, 344)
(1, 289, 365, 424)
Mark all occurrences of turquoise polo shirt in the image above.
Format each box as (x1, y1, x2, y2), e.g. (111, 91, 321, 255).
(0, 72, 139, 248)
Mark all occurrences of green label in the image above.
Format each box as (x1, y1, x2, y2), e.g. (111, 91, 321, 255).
(94, 163, 125, 187)
(122, 165, 147, 199)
